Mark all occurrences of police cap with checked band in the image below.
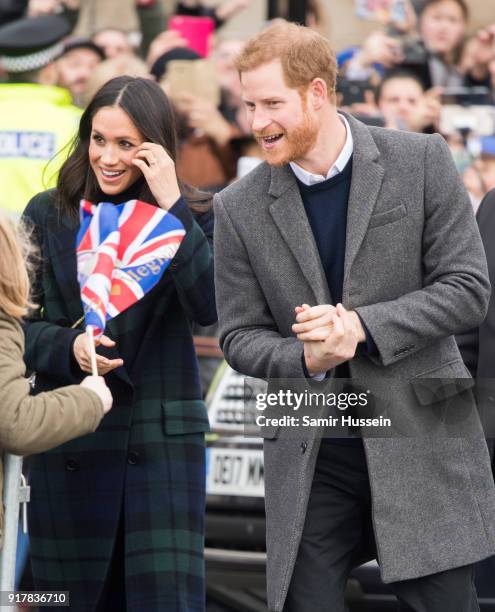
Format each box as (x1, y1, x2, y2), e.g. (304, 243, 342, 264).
(0, 15, 71, 73)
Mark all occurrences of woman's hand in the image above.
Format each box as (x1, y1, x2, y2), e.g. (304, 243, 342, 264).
(132, 142, 181, 211)
(73, 333, 123, 375)
(80, 376, 113, 414)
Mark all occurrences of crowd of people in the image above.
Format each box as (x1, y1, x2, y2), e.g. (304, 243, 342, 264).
(0, 0, 495, 611)
(337, 0, 495, 210)
(0, 0, 494, 213)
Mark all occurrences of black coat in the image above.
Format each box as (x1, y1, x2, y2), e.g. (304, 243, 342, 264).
(457, 188, 495, 468)
(22, 189, 216, 611)
(457, 189, 495, 378)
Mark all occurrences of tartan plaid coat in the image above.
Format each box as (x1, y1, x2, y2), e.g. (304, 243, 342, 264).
(22, 189, 216, 612)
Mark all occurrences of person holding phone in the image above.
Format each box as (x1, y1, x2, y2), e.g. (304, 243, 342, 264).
(22, 76, 215, 611)
(0, 213, 112, 550)
(347, 0, 490, 90)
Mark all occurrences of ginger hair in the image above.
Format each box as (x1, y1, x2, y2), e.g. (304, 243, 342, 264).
(234, 21, 337, 101)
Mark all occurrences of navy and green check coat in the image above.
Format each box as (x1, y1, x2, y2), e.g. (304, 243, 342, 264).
(22, 189, 216, 612)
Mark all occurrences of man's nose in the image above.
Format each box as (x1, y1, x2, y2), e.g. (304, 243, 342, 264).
(251, 109, 271, 132)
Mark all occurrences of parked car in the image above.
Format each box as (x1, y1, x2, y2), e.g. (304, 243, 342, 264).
(204, 364, 266, 611)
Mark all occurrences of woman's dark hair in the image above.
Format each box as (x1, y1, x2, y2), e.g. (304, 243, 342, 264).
(57, 75, 211, 218)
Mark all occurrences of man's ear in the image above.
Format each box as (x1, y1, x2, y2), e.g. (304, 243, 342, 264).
(309, 77, 328, 110)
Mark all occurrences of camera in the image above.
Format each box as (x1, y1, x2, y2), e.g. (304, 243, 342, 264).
(336, 78, 372, 106)
(401, 38, 428, 65)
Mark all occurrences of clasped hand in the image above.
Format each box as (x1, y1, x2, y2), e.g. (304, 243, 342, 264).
(292, 303, 365, 376)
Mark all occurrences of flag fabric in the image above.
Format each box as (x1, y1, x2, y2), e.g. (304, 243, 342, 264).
(76, 198, 186, 337)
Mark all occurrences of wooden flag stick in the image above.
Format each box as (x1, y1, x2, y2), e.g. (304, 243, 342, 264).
(86, 325, 98, 377)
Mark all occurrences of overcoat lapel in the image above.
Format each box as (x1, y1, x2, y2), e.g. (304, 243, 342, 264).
(268, 164, 331, 305)
(343, 114, 385, 289)
(267, 115, 385, 307)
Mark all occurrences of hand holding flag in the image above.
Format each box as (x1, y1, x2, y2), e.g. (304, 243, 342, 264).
(74, 197, 186, 374)
(73, 332, 123, 375)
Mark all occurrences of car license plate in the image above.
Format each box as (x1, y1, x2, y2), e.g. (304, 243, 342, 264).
(207, 448, 264, 497)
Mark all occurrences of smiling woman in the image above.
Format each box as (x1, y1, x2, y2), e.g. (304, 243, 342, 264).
(21, 76, 216, 612)
(57, 76, 200, 218)
(89, 106, 144, 194)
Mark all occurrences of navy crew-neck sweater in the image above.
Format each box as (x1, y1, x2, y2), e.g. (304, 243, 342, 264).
(295, 156, 365, 447)
(295, 156, 353, 305)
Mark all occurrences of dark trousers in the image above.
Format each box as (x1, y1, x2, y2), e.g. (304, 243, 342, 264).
(283, 440, 479, 612)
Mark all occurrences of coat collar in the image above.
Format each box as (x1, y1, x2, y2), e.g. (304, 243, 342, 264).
(267, 112, 384, 304)
(268, 167, 331, 305)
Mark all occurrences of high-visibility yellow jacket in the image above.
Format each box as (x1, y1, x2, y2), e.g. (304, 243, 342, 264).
(0, 84, 81, 220)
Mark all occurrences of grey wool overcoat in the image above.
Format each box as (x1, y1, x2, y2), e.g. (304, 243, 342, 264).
(214, 114, 495, 612)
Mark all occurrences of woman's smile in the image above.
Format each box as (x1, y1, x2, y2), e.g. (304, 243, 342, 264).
(98, 167, 127, 184)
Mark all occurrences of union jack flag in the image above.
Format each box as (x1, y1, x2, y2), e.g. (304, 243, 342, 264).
(76, 198, 186, 337)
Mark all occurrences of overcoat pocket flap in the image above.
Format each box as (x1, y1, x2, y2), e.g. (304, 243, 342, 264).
(257, 424, 280, 440)
(368, 203, 406, 228)
(411, 360, 474, 406)
(162, 400, 211, 435)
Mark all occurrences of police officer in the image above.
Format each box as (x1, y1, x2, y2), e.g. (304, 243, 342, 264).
(0, 15, 82, 219)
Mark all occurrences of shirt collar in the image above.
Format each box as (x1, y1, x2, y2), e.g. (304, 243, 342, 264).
(289, 113, 353, 186)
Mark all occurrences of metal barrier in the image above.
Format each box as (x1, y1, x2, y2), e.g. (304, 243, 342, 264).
(0, 453, 29, 601)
